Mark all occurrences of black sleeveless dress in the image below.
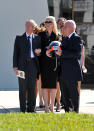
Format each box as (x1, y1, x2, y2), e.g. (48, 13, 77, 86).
(38, 31, 59, 89)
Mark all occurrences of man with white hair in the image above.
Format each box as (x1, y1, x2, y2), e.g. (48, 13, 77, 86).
(56, 20, 83, 113)
(13, 19, 41, 113)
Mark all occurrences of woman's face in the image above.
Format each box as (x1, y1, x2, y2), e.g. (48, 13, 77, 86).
(57, 20, 63, 29)
(60, 26, 67, 36)
(60, 26, 64, 35)
(57, 19, 66, 29)
(60, 25, 68, 36)
(45, 18, 54, 31)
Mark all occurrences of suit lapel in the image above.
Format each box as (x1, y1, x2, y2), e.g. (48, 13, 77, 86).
(69, 32, 76, 41)
(32, 34, 34, 50)
(22, 33, 31, 55)
(32, 34, 36, 50)
(62, 33, 76, 49)
(22, 33, 28, 47)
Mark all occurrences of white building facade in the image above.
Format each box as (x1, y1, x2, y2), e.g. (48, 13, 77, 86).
(0, 0, 48, 90)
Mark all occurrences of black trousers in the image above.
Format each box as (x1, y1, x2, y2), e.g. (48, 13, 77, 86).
(62, 80, 79, 113)
(18, 59, 37, 112)
(59, 75, 64, 105)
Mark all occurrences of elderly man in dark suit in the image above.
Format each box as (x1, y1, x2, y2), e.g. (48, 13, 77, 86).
(13, 19, 41, 113)
(56, 20, 83, 113)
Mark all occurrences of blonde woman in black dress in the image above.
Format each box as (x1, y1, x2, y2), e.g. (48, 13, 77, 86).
(39, 16, 59, 112)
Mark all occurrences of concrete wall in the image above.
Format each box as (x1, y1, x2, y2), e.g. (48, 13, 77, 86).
(0, 0, 48, 90)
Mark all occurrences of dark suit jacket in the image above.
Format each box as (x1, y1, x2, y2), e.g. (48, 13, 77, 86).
(61, 32, 83, 81)
(13, 33, 41, 72)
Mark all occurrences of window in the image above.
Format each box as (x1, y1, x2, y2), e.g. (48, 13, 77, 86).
(47, 0, 54, 16)
(59, 0, 72, 19)
(74, 0, 94, 23)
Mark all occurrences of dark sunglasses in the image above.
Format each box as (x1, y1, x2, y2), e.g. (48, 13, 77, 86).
(45, 21, 53, 24)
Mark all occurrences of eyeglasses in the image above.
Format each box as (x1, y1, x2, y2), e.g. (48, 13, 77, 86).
(45, 21, 53, 24)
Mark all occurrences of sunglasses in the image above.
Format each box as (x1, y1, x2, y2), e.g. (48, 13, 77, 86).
(45, 21, 53, 24)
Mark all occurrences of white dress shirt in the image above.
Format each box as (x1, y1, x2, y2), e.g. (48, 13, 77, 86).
(26, 32, 35, 58)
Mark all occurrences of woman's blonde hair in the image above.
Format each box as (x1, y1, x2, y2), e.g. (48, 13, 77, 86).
(45, 16, 58, 36)
(33, 26, 41, 34)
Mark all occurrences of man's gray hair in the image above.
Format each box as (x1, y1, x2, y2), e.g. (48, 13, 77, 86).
(66, 20, 76, 29)
(26, 19, 37, 27)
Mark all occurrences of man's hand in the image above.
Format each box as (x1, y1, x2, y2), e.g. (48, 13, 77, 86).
(56, 51, 62, 56)
(13, 67, 18, 75)
(46, 50, 52, 57)
(82, 65, 87, 73)
(34, 49, 41, 55)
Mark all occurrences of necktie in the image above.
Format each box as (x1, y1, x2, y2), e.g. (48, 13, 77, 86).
(27, 36, 31, 58)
